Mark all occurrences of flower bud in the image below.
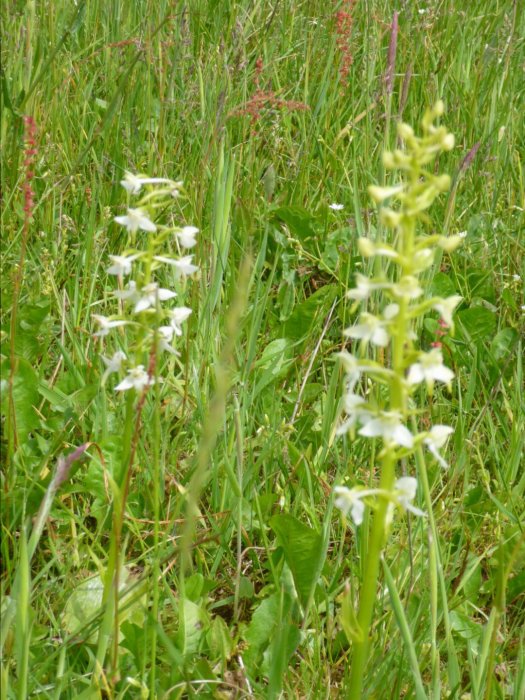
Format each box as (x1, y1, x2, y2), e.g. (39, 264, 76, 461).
(413, 249, 434, 271)
(357, 238, 376, 257)
(368, 184, 404, 203)
(435, 174, 451, 191)
(382, 151, 396, 169)
(433, 100, 444, 117)
(380, 208, 402, 228)
(438, 235, 463, 252)
(397, 123, 414, 140)
(442, 133, 455, 151)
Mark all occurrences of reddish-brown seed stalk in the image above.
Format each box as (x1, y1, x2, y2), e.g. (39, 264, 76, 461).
(228, 57, 309, 132)
(334, 0, 356, 89)
(7, 115, 38, 455)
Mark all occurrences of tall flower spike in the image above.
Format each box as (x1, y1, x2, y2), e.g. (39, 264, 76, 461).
(332, 106, 461, 697)
(93, 170, 200, 396)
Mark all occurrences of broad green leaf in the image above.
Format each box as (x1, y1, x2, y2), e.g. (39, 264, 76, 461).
(1, 358, 40, 443)
(185, 572, 205, 602)
(430, 271, 458, 298)
(252, 338, 293, 397)
(271, 205, 317, 242)
(270, 514, 323, 610)
(178, 598, 208, 657)
(489, 327, 518, 361)
(450, 610, 483, 647)
(207, 615, 233, 664)
(266, 611, 301, 695)
(282, 284, 337, 340)
(466, 269, 495, 303)
(62, 570, 145, 644)
(244, 593, 280, 659)
(339, 585, 363, 644)
(457, 307, 497, 343)
(321, 227, 352, 272)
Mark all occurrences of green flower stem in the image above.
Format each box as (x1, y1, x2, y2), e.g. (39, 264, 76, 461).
(149, 369, 162, 692)
(348, 451, 396, 699)
(348, 297, 408, 698)
(338, 105, 459, 697)
(93, 391, 135, 684)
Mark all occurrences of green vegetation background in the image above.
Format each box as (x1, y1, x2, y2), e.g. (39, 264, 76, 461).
(1, 1, 523, 697)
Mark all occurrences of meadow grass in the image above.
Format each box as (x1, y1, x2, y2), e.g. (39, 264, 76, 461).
(1, 1, 524, 698)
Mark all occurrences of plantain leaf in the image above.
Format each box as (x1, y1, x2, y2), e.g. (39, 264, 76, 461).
(270, 514, 323, 610)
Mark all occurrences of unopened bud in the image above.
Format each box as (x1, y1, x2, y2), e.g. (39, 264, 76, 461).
(442, 133, 455, 151)
(435, 174, 451, 191)
(368, 184, 404, 203)
(380, 208, 402, 228)
(397, 123, 414, 140)
(433, 100, 444, 117)
(438, 235, 462, 252)
(357, 238, 376, 257)
(382, 151, 396, 169)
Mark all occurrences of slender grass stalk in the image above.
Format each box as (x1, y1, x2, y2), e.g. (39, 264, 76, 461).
(233, 395, 244, 622)
(179, 256, 252, 577)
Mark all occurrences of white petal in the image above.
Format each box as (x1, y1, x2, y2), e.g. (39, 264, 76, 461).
(134, 298, 152, 313)
(344, 324, 369, 341)
(358, 418, 383, 439)
(368, 184, 404, 203)
(138, 216, 157, 233)
(407, 364, 425, 385)
(334, 487, 352, 515)
(114, 214, 132, 227)
(395, 476, 417, 500)
(115, 377, 134, 391)
(351, 500, 365, 525)
(405, 503, 426, 518)
(392, 424, 414, 448)
(383, 303, 399, 320)
(371, 326, 389, 347)
(427, 442, 449, 469)
(427, 425, 454, 447)
(157, 288, 177, 301)
(432, 365, 455, 384)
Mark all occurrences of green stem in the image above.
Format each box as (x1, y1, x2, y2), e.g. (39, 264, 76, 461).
(348, 298, 408, 697)
(92, 392, 134, 686)
(347, 451, 396, 699)
(149, 344, 162, 691)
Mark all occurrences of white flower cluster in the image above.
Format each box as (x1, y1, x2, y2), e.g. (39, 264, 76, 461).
(334, 102, 461, 526)
(92, 172, 199, 392)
